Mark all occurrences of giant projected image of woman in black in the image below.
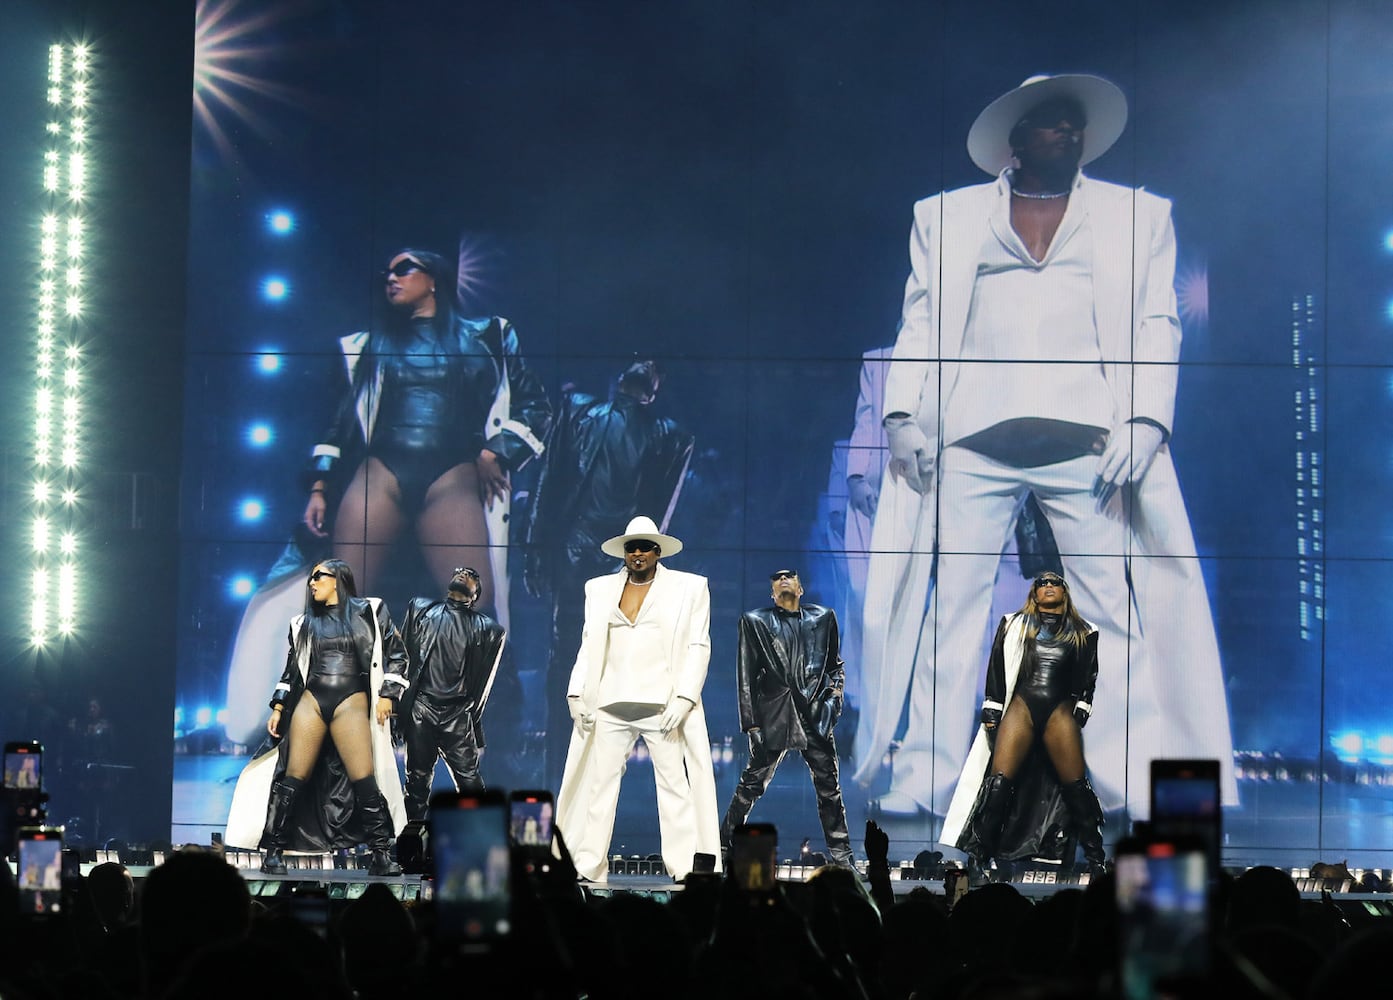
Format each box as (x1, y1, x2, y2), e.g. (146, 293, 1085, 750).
(221, 249, 551, 747)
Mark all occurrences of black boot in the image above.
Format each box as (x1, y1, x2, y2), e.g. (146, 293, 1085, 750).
(259, 778, 302, 875)
(1060, 776, 1106, 871)
(969, 772, 1016, 868)
(354, 777, 402, 876)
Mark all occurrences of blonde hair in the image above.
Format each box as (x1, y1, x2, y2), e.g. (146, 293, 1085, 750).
(1019, 578, 1091, 649)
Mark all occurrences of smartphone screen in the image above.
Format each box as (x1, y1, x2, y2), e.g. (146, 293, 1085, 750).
(730, 823, 778, 893)
(17, 827, 64, 917)
(508, 791, 554, 850)
(3, 742, 42, 790)
(1150, 759, 1221, 882)
(430, 790, 511, 950)
(1116, 836, 1210, 1000)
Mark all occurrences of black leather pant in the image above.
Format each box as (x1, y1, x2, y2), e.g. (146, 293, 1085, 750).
(721, 731, 852, 861)
(403, 711, 484, 821)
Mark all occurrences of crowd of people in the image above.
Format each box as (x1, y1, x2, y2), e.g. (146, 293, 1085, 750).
(1, 826, 1388, 1000)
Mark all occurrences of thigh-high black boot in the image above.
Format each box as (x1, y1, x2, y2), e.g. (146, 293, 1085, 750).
(259, 777, 303, 874)
(354, 776, 402, 876)
(1060, 776, 1106, 871)
(969, 772, 1016, 872)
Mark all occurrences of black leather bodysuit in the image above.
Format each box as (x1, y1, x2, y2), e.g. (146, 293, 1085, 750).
(367, 318, 494, 512)
(1014, 612, 1074, 730)
(305, 614, 368, 717)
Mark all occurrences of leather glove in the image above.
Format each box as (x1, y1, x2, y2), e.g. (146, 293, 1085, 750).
(747, 727, 765, 756)
(847, 476, 878, 518)
(658, 696, 694, 735)
(1073, 704, 1091, 729)
(1093, 420, 1165, 510)
(884, 416, 934, 495)
(567, 697, 595, 735)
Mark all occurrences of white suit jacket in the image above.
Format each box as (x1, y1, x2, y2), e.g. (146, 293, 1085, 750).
(556, 563, 722, 863)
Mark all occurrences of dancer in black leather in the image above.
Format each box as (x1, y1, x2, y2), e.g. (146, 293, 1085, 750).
(260, 559, 408, 876)
(397, 567, 506, 820)
(953, 572, 1105, 874)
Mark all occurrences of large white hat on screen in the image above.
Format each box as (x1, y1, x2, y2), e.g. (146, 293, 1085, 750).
(967, 73, 1128, 176)
(601, 515, 684, 559)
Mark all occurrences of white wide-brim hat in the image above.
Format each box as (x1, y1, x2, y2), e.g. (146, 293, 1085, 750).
(966, 73, 1128, 176)
(600, 515, 684, 559)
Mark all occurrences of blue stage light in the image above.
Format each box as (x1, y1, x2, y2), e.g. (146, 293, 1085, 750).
(262, 276, 288, 301)
(247, 423, 273, 447)
(1335, 731, 1363, 756)
(256, 352, 281, 374)
(240, 498, 264, 521)
(1384, 229, 1393, 253)
(230, 575, 255, 598)
(268, 210, 295, 234)
(195, 706, 213, 728)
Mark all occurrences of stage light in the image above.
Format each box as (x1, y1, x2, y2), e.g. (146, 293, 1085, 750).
(230, 575, 255, 598)
(262, 277, 288, 301)
(256, 352, 281, 373)
(1384, 230, 1393, 253)
(267, 210, 295, 234)
(1336, 732, 1363, 756)
(29, 50, 94, 645)
(239, 498, 264, 521)
(1376, 734, 1393, 757)
(195, 706, 213, 728)
(247, 422, 273, 446)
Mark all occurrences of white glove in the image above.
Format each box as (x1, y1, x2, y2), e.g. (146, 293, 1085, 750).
(658, 696, 694, 735)
(567, 697, 595, 734)
(884, 416, 934, 495)
(1093, 421, 1165, 510)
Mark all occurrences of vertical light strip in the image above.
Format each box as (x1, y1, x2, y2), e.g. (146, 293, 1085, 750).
(32, 42, 90, 646)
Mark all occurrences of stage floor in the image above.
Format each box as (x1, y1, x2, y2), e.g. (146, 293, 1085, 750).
(173, 752, 1393, 872)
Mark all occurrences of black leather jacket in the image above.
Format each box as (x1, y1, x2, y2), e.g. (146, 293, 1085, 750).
(524, 389, 693, 595)
(307, 315, 552, 490)
(736, 604, 844, 750)
(269, 597, 409, 713)
(397, 597, 506, 746)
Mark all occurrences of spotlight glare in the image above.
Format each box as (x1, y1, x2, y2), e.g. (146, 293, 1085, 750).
(1337, 732, 1364, 755)
(262, 276, 288, 301)
(239, 498, 264, 521)
(195, 706, 213, 728)
(267, 210, 295, 234)
(230, 576, 255, 599)
(32, 481, 51, 502)
(256, 352, 281, 373)
(1385, 229, 1393, 253)
(247, 422, 273, 446)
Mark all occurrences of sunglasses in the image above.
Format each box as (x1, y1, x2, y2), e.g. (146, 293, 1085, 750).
(1019, 108, 1087, 132)
(309, 570, 335, 583)
(1034, 576, 1066, 589)
(382, 258, 427, 279)
(624, 540, 658, 553)
(770, 571, 798, 581)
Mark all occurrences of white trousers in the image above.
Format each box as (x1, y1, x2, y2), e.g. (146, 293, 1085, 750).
(892, 446, 1163, 815)
(568, 704, 698, 881)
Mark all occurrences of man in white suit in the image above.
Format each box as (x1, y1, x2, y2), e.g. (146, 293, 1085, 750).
(857, 74, 1236, 822)
(555, 515, 720, 882)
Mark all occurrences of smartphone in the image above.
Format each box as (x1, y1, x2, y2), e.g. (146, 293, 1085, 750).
(16, 826, 64, 917)
(730, 823, 778, 893)
(1150, 759, 1222, 882)
(1115, 833, 1211, 1000)
(508, 789, 555, 853)
(430, 789, 511, 951)
(3, 741, 43, 790)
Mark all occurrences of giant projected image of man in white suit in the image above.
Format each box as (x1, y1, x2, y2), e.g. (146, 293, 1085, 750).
(855, 73, 1237, 821)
